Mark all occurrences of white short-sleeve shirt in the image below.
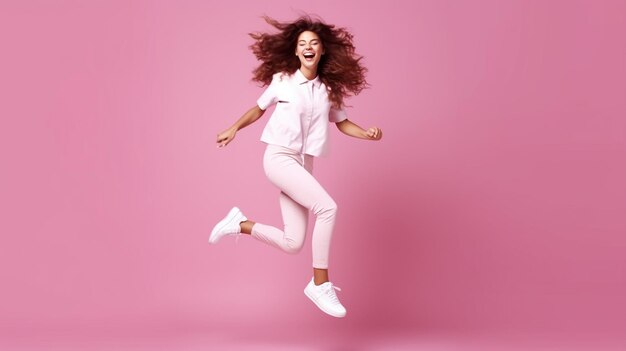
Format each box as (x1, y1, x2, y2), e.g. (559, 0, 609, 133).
(257, 69, 347, 157)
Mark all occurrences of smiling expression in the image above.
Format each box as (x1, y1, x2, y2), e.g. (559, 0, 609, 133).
(295, 31, 324, 72)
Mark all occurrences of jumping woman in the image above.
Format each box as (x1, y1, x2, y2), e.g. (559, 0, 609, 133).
(209, 15, 382, 318)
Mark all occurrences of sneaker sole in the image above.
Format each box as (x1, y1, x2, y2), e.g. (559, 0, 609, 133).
(304, 288, 347, 318)
(208, 207, 242, 245)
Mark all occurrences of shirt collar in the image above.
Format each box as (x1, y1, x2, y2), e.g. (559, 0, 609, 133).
(295, 69, 321, 89)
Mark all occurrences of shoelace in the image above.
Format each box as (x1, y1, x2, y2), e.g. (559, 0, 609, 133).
(322, 283, 342, 305)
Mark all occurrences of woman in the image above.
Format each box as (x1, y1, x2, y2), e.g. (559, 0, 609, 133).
(210, 15, 382, 318)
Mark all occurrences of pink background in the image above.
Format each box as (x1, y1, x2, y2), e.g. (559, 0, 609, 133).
(1, 0, 625, 349)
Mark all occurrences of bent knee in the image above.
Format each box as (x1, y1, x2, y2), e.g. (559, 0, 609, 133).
(317, 200, 338, 218)
(283, 235, 305, 254)
(284, 242, 304, 254)
(328, 200, 338, 214)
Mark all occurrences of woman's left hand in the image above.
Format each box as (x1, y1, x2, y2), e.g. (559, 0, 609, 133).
(365, 127, 383, 140)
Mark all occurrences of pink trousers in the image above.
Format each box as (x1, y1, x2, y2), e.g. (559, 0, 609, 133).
(251, 144, 338, 269)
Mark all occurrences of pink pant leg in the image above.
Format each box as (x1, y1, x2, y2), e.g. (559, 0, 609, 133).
(252, 192, 308, 254)
(251, 145, 338, 269)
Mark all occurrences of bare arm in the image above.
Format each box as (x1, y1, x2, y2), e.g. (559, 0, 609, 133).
(335, 119, 383, 141)
(216, 105, 266, 148)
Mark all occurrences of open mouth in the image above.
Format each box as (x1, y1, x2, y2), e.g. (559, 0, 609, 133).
(303, 52, 315, 60)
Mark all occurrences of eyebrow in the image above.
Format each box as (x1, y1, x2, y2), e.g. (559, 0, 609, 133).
(298, 39, 320, 43)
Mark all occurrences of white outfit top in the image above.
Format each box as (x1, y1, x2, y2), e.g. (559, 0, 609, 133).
(256, 69, 347, 157)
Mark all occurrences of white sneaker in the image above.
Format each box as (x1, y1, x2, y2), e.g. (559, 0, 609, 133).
(304, 278, 347, 318)
(209, 207, 247, 244)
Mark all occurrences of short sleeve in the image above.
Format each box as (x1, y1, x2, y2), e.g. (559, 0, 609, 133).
(329, 107, 347, 123)
(256, 75, 279, 110)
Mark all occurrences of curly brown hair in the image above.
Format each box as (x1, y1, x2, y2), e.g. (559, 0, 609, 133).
(249, 15, 368, 108)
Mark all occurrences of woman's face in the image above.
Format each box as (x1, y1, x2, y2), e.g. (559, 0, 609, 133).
(295, 31, 324, 72)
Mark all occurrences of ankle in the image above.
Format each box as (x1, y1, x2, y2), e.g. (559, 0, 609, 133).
(313, 275, 329, 286)
(240, 220, 254, 235)
(313, 268, 329, 285)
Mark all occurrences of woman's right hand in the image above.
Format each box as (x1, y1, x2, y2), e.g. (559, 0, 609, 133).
(216, 106, 265, 148)
(216, 127, 237, 148)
